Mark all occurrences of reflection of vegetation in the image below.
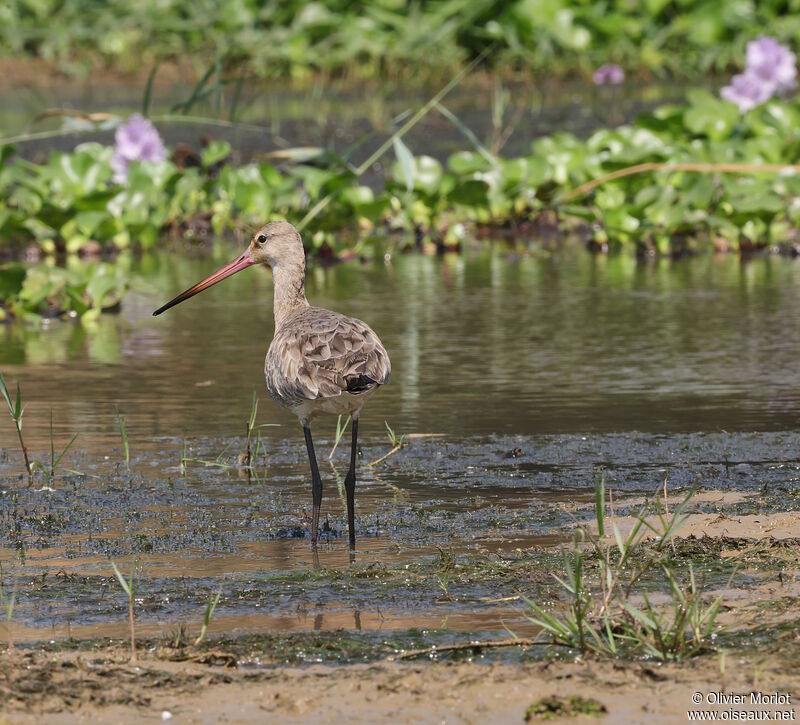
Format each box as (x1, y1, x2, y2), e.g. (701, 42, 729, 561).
(0, 309, 124, 365)
(0, 259, 130, 321)
(0, 0, 796, 81)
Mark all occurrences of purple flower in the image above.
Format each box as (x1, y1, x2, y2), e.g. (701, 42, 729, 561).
(592, 64, 625, 86)
(720, 37, 797, 112)
(111, 114, 167, 184)
(720, 71, 775, 113)
(745, 36, 797, 94)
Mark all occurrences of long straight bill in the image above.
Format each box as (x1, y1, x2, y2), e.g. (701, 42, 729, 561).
(152, 250, 254, 316)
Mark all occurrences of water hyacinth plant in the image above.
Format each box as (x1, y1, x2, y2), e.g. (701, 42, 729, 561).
(110, 114, 167, 184)
(721, 36, 797, 112)
(746, 36, 797, 94)
(592, 64, 624, 86)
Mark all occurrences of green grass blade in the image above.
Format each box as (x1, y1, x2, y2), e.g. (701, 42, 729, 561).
(0, 373, 11, 414)
(54, 432, 79, 468)
(249, 392, 258, 430)
(213, 54, 222, 117)
(111, 562, 131, 596)
(595, 474, 605, 538)
(622, 601, 658, 631)
(142, 61, 161, 117)
(228, 72, 245, 122)
(612, 521, 625, 557)
(171, 60, 216, 114)
(434, 101, 496, 165)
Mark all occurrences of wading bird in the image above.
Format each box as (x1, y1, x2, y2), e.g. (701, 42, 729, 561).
(153, 221, 391, 548)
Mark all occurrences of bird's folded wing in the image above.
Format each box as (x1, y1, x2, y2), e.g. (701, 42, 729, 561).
(266, 310, 390, 404)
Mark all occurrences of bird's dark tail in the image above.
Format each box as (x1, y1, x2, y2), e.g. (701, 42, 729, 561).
(345, 374, 379, 394)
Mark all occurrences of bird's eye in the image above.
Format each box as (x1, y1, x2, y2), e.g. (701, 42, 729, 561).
(257, 234, 266, 245)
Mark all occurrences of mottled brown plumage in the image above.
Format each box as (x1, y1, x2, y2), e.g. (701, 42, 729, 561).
(153, 221, 390, 549)
(266, 306, 390, 415)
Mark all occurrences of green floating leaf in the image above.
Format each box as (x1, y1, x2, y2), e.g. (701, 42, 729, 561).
(202, 141, 232, 168)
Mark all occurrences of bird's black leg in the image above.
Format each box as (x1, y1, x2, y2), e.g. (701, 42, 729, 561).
(303, 424, 323, 545)
(344, 417, 359, 549)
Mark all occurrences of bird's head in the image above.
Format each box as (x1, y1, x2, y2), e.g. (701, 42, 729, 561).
(152, 221, 303, 316)
(246, 220, 304, 269)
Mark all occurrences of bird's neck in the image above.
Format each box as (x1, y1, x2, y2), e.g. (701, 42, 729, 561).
(272, 260, 310, 327)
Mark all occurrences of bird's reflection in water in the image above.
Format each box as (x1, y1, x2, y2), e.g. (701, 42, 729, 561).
(308, 608, 362, 631)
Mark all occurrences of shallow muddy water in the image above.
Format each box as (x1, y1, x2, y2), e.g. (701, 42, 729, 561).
(2, 247, 800, 644)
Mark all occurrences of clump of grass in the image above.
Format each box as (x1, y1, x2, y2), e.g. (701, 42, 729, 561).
(435, 547, 456, 601)
(436, 571, 451, 600)
(194, 587, 222, 646)
(0, 371, 32, 480)
(31, 409, 78, 485)
(367, 421, 407, 467)
(524, 477, 722, 661)
(111, 561, 141, 662)
(236, 392, 278, 471)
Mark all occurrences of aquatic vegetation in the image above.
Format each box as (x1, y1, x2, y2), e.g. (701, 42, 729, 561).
(3, 91, 800, 268)
(0, 259, 131, 321)
(110, 114, 167, 184)
(4, 74, 800, 320)
(239, 392, 259, 468)
(111, 561, 140, 662)
(592, 64, 624, 86)
(720, 36, 796, 112)
(0, 371, 31, 479)
(237, 394, 279, 470)
(367, 421, 407, 467)
(31, 409, 78, 485)
(194, 587, 222, 646)
(524, 479, 722, 661)
(746, 36, 797, 94)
